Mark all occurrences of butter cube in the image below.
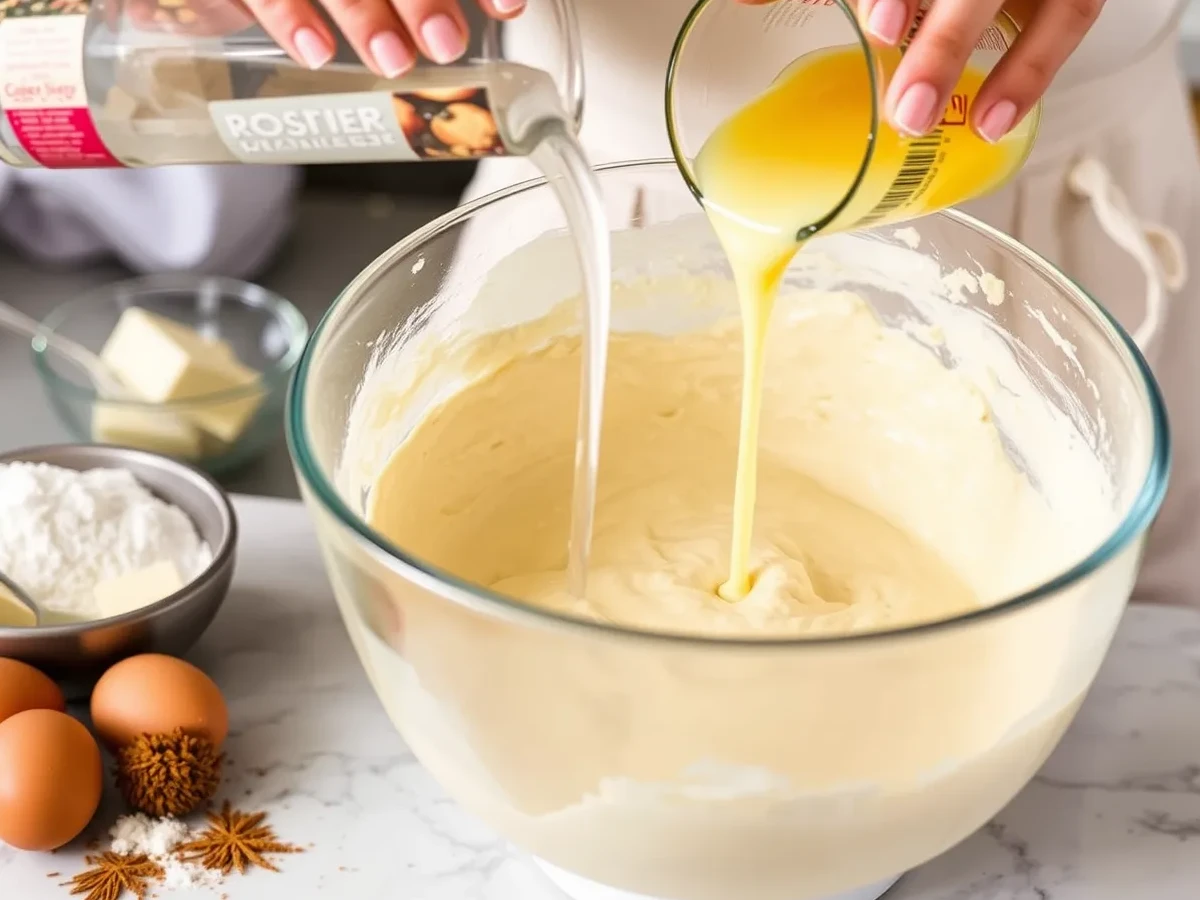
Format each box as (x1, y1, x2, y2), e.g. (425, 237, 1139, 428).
(92, 405, 203, 459)
(93, 560, 184, 620)
(104, 307, 235, 372)
(100, 307, 264, 443)
(181, 359, 265, 444)
(155, 316, 236, 362)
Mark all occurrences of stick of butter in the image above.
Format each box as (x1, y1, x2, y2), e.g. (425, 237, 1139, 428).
(100, 307, 232, 402)
(93, 560, 185, 620)
(100, 306, 264, 444)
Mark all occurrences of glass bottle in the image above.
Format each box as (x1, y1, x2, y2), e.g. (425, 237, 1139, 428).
(0, 0, 583, 168)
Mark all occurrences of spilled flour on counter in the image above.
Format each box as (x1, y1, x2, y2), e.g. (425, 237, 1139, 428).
(109, 814, 220, 890)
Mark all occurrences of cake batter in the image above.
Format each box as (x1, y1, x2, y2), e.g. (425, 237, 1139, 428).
(369, 285, 1062, 637)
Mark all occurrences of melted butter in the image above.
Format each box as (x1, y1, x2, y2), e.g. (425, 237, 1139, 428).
(694, 42, 1032, 599)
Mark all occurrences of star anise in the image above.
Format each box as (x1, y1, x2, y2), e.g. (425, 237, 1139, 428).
(178, 801, 301, 875)
(64, 853, 162, 900)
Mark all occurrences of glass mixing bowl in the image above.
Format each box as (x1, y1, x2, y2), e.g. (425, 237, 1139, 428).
(288, 161, 1168, 900)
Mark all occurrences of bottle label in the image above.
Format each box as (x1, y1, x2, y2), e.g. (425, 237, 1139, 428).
(0, 1, 122, 168)
(209, 87, 509, 165)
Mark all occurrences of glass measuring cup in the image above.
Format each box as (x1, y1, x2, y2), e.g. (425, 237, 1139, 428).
(665, 0, 1041, 241)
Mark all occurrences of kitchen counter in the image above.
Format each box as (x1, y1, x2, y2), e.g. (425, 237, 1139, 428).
(2, 495, 1199, 899)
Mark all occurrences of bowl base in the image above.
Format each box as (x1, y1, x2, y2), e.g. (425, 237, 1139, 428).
(533, 858, 902, 900)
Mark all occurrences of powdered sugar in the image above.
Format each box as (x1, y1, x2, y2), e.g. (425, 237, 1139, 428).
(0, 462, 211, 620)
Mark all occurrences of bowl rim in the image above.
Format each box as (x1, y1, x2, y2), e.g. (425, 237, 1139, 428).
(32, 274, 310, 408)
(287, 158, 1172, 650)
(0, 443, 237, 638)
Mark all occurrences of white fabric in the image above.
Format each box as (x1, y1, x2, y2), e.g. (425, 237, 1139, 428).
(1067, 156, 1187, 349)
(0, 163, 299, 278)
(1057, 0, 1184, 85)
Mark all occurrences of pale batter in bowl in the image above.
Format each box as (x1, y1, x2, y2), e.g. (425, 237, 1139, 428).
(358, 270, 1117, 900)
(370, 288, 1066, 638)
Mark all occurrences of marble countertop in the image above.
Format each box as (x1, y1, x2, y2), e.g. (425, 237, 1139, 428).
(3, 494, 1199, 899)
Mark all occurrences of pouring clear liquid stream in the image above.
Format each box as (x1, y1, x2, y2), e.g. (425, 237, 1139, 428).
(529, 125, 611, 601)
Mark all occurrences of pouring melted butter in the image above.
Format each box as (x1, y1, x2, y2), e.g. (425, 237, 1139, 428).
(694, 44, 1032, 600)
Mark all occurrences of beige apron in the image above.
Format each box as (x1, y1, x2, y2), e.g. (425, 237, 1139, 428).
(963, 26, 1196, 608)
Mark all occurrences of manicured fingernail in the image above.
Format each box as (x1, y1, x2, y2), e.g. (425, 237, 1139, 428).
(492, 0, 524, 12)
(293, 27, 334, 69)
(867, 0, 907, 45)
(421, 14, 466, 63)
(370, 31, 414, 78)
(976, 100, 1018, 144)
(892, 82, 939, 136)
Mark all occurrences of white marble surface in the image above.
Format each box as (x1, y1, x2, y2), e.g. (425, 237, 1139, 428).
(3, 494, 1200, 899)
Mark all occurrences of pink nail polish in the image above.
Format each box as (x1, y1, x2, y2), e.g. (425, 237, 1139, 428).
(421, 14, 466, 64)
(867, 0, 907, 45)
(977, 100, 1018, 144)
(293, 27, 333, 70)
(492, 0, 524, 12)
(370, 32, 414, 78)
(892, 82, 939, 136)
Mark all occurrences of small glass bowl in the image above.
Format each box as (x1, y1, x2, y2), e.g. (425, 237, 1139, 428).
(33, 274, 309, 475)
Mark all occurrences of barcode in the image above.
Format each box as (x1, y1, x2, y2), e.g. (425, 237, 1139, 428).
(858, 131, 942, 226)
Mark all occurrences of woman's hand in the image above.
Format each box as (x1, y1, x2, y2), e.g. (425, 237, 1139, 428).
(241, 0, 525, 79)
(854, 0, 1105, 141)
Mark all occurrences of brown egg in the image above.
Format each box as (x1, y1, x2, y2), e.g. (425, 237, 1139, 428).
(0, 709, 102, 851)
(0, 658, 65, 726)
(90, 653, 228, 750)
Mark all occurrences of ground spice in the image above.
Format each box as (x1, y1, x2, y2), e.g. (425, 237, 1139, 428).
(115, 729, 222, 817)
(63, 853, 162, 900)
(178, 803, 302, 875)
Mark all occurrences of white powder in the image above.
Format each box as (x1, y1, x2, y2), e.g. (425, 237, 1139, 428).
(161, 857, 222, 890)
(110, 813, 191, 857)
(0, 462, 212, 620)
(110, 814, 220, 891)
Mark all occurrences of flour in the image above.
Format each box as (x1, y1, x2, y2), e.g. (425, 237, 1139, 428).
(0, 463, 212, 620)
(109, 813, 220, 890)
(160, 856, 222, 890)
(110, 813, 191, 857)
